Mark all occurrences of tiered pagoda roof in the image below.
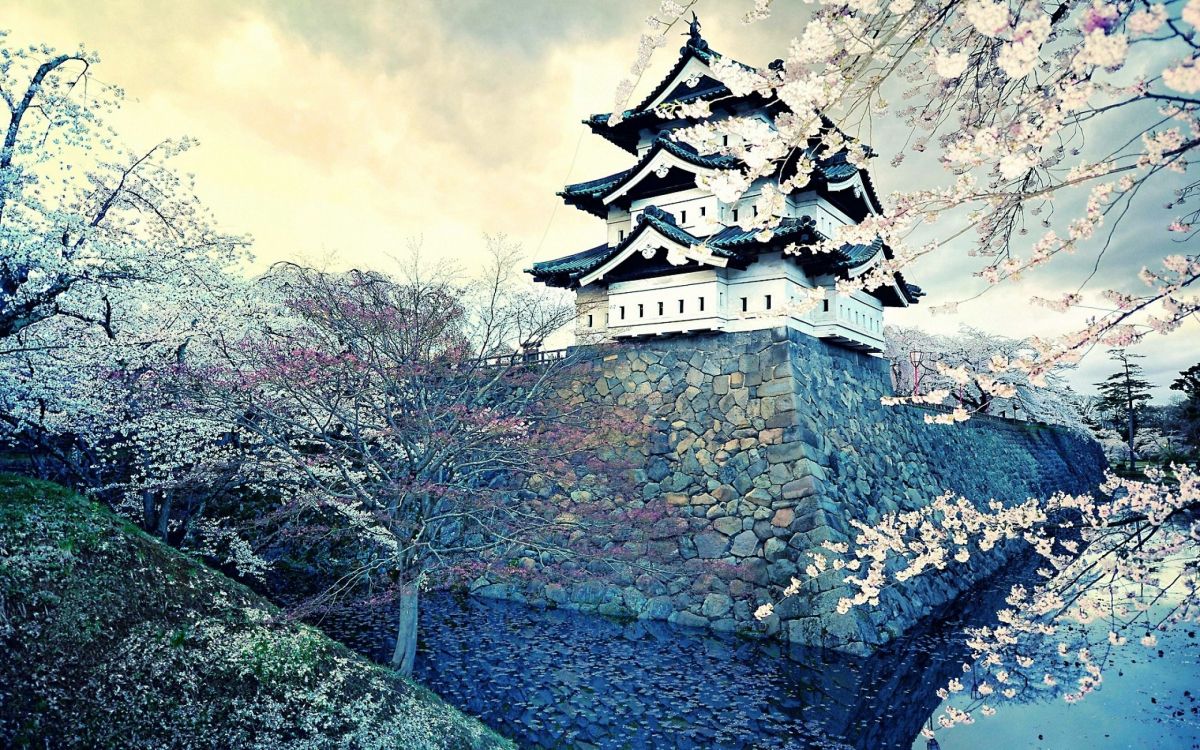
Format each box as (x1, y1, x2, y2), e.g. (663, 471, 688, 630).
(529, 15, 921, 308)
(584, 15, 768, 154)
(529, 207, 922, 305)
(559, 135, 885, 221)
(558, 136, 738, 217)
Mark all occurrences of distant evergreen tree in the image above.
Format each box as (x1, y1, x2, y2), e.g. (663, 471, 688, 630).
(1170, 363, 1200, 458)
(1094, 350, 1154, 471)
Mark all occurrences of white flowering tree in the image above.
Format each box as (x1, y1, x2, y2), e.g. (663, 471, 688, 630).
(885, 324, 1087, 428)
(623, 0, 1198, 366)
(0, 34, 246, 339)
(619, 0, 1200, 738)
(0, 33, 255, 547)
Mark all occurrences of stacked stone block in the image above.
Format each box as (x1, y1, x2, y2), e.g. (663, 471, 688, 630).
(470, 328, 1106, 652)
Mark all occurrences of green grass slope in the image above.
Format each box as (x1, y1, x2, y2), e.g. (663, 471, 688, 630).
(0, 474, 513, 750)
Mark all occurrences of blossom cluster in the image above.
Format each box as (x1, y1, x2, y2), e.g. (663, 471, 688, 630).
(614, 0, 1200, 423)
(805, 463, 1200, 730)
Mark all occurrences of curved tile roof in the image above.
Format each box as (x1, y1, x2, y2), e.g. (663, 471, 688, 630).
(558, 137, 739, 217)
(528, 208, 896, 291)
(559, 138, 876, 219)
(538, 18, 917, 306)
(528, 206, 713, 286)
(585, 17, 773, 154)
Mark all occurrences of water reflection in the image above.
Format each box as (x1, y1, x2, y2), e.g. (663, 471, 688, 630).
(414, 596, 851, 750)
(324, 575, 1200, 750)
(331, 586, 992, 749)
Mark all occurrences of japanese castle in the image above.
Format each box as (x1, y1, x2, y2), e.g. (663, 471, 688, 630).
(528, 17, 921, 354)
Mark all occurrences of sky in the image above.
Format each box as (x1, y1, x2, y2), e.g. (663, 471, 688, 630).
(5, 0, 1197, 401)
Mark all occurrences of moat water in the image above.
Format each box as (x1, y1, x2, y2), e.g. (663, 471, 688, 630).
(326, 584, 1200, 750)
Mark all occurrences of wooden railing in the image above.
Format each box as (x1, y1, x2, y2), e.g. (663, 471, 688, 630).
(477, 347, 571, 369)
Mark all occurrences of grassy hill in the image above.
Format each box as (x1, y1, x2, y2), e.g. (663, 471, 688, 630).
(0, 474, 513, 750)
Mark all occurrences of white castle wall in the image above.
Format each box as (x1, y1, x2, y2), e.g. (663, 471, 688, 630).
(574, 252, 885, 351)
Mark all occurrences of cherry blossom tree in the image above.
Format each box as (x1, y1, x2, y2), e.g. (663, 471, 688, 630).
(186, 244, 632, 676)
(614, 0, 1200, 738)
(0, 33, 246, 340)
(0, 32, 254, 542)
(624, 0, 1198, 381)
(885, 324, 1087, 427)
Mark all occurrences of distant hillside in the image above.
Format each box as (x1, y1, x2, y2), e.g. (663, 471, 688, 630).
(0, 474, 513, 750)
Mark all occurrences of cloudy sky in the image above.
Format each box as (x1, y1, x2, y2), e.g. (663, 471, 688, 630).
(6, 0, 1196, 400)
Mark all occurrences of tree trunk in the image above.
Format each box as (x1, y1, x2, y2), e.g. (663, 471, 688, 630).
(156, 492, 173, 542)
(142, 490, 158, 534)
(1126, 415, 1136, 472)
(391, 584, 419, 677)
(1124, 360, 1137, 472)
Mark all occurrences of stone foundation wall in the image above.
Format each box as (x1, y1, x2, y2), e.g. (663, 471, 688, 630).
(470, 328, 1105, 652)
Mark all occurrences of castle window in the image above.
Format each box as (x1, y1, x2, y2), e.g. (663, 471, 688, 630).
(698, 297, 705, 312)
(657, 301, 664, 315)
(723, 135, 729, 146)
(678, 299, 685, 313)
(587, 314, 594, 327)
(618, 229, 625, 241)
(620, 306, 626, 320)
(740, 297, 748, 312)
(753, 206, 759, 217)
(764, 294, 772, 310)
(680, 210, 687, 224)
(700, 206, 706, 217)
(638, 304, 645, 318)
(732, 208, 739, 223)
(822, 300, 829, 312)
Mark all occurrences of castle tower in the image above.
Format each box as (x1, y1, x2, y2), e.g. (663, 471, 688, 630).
(528, 17, 921, 353)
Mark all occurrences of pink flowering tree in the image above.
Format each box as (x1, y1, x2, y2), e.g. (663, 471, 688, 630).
(624, 1, 1198, 377)
(885, 324, 1086, 427)
(620, 0, 1200, 737)
(188, 246, 633, 676)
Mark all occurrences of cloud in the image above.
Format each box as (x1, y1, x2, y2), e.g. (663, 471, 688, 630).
(5, 1, 1196, 400)
(3, 0, 644, 272)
